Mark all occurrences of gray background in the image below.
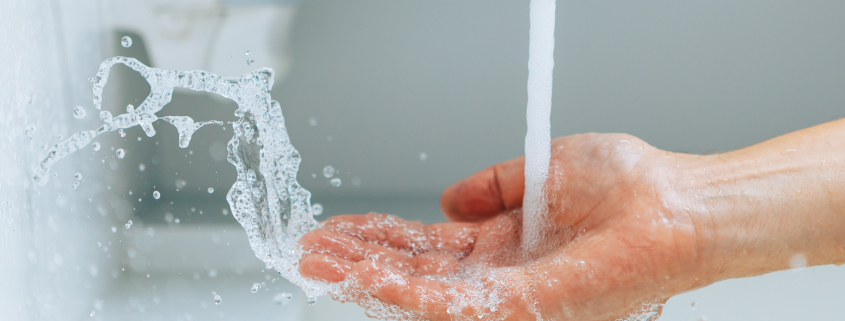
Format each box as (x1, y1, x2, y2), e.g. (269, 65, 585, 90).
(5, 0, 843, 320)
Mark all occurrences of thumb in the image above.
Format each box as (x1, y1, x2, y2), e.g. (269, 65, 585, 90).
(440, 156, 525, 222)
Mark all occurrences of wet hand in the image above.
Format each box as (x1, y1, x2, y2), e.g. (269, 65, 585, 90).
(298, 133, 713, 320)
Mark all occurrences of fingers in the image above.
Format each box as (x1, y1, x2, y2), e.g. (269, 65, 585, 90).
(299, 254, 353, 283)
(323, 213, 479, 254)
(348, 259, 466, 320)
(440, 156, 525, 222)
(348, 260, 535, 321)
(300, 228, 465, 275)
(299, 229, 415, 270)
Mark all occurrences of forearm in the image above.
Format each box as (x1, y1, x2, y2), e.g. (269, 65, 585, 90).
(690, 119, 845, 282)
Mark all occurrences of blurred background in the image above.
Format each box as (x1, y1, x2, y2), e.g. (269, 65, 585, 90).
(2, 0, 845, 320)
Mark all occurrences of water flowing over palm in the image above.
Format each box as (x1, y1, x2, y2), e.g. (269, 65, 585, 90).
(299, 134, 706, 321)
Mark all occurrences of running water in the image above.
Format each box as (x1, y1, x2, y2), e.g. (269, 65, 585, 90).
(522, 0, 556, 252)
(32, 56, 331, 301)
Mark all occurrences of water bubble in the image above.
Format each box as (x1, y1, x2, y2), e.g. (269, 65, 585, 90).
(273, 292, 292, 306)
(174, 218, 180, 224)
(213, 294, 222, 305)
(247, 59, 255, 66)
(250, 283, 261, 293)
(25, 125, 36, 138)
(90, 311, 95, 317)
(74, 173, 83, 180)
(92, 142, 101, 151)
(57, 135, 63, 140)
(99, 111, 112, 123)
(119, 129, 126, 137)
(138, 163, 145, 171)
(116, 149, 125, 159)
(208, 187, 214, 194)
(153, 191, 160, 199)
(164, 212, 173, 222)
(136, 137, 141, 142)
(323, 165, 335, 178)
(308, 117, 317, 126)
(222, 209, 229, 215)
(330, 178, 341, 187)
(208, 269, 218, 278)
(245, 50, 250, 56)
(126, 104, 134, 113)
(691, 301, 697, 309)
(121, 36, 132, 48)
(73, 106, 86, 119)
(419, 152, 428, 161)
(307, 296, 316, 305)
(311, 203, 323, 216)
(72, 182, 80, 189)
(175, 179, 187, 189)
(125, 220, 132, 229)
(111, 226, 117, 233)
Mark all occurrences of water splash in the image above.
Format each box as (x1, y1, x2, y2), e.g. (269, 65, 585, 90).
(31, 56, 328, 298)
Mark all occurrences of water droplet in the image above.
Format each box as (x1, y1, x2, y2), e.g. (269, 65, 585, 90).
(247, 59, 255, 66)
(57, 135, 63, 140)
(73, 106, 86, 119)
(312, 203, 323, 216)
(90, 311, 95, 317)
(119, 129, 126, 137)
(74, 172, 83, 180)
(250, 283, 261, 293)
(245, 50, 250, 56)
(222, 208, 229, 215)
(175, 179, 187, 189)
(125, 220, 132, 229)
(99, 111, 112, 123)
(72, 182, 80, 189)
(174, 218, 180, 224)
(97, 242, 101, 247)
(136, 137, 141, 142)
(138, 163, 145, 171)
(208, 269, 218, 278)
(691, 301, 697, 309)
(323, 165, 335, 178)
(790, 253, 807, 270)
(308, 117, 317, 126)
(153, 191, 160, 199)
(419, 152, 428, 161)
(208, 187, 214, 194)
(307, 296, 316, 305)
(87, 77, 93, 83)
(121, 36, 132, 48)
(330, 178, 341, 187)
(213, 294, 222, 305)
(116, 149, 125, 159)
(111, 226, 117, 233)
(92, 142, 101, 151)
(273, 292, 292, 306)
(25, 125, 36, 138)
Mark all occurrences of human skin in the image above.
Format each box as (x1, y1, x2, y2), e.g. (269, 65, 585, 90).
(298, 118, 845, 320)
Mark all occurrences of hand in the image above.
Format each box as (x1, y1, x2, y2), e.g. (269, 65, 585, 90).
(298, 133, 715, 320)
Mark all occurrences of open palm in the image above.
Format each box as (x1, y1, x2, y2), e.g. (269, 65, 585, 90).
(299, 133, 708, 320)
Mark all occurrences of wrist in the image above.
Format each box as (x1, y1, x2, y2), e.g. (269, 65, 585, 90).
(684, 146, 845, 284)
